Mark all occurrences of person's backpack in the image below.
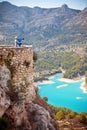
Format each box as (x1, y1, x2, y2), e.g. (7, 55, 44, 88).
(17, 38, 24, 42)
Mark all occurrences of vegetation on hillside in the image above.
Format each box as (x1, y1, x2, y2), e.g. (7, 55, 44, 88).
(49, 104, 87, 124)
(35, 45, 87, 79)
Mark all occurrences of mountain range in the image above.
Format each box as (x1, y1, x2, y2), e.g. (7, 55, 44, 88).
(0, 1, 87, 49)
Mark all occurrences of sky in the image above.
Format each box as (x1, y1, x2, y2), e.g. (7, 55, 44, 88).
(0, 0, 87, 10)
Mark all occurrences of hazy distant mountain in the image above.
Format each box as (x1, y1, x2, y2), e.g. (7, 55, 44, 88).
(0, 1, 87, 49)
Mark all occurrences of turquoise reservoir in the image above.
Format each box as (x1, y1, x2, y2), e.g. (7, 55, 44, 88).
(38, 74, 87, 113)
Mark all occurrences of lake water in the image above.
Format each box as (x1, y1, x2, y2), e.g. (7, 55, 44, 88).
(38, 73, 87, 113)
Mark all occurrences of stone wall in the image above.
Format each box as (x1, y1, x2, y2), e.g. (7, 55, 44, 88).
(0, 46, 36, 114)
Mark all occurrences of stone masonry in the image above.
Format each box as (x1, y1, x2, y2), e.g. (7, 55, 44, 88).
(0, 45, 36, 115)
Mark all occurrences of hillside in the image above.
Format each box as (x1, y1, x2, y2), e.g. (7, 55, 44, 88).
(0, 1, 87, 49)
(34, 45, 87, 80)
(0, 46, 58, 130)
(0, 46, 87, 130)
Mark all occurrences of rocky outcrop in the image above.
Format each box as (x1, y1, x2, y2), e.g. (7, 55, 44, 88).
(0, 64, 11, 117)
(0, 46, 58, 130)
(27, 102, 57, 130)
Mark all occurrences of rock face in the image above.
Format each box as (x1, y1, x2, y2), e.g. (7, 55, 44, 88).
(27, 103, 56, 130)
(0, 64, 11, 117)
(0, 46, 58, 130)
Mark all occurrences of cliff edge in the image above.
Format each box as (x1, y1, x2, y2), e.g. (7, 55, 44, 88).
(0, 46, 58, 130)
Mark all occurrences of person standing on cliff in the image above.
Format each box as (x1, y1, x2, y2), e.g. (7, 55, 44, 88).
(15, 36, 24, 47)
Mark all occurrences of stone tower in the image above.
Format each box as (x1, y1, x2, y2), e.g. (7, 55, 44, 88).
(0, 46, 36, 116)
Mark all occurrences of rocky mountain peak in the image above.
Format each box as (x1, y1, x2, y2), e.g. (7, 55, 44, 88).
(0, 1, 86, 48)
(0, 1, 15, 7)
(61, 4, 69, 9)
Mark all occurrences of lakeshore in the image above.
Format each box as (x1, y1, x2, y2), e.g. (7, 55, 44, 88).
(59, 77, 87, 94)
(80, 82, 87, 93)
(36, 74, 87, 94)
(58, 78, 80, 83)
(59, 77, 87, 93)
(36, 80, 54, 85)
(38, 73, 87, 112)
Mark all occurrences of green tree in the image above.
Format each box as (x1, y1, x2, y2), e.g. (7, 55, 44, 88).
(85, 71, 87, 83)
(33, 52, 38, 62)
(66, 111, 77, 119)
(55, 111, 65, 120)
(79, 112, 87, 123)
(43, 96, 48, 102)
(76, 112, 87, 124)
